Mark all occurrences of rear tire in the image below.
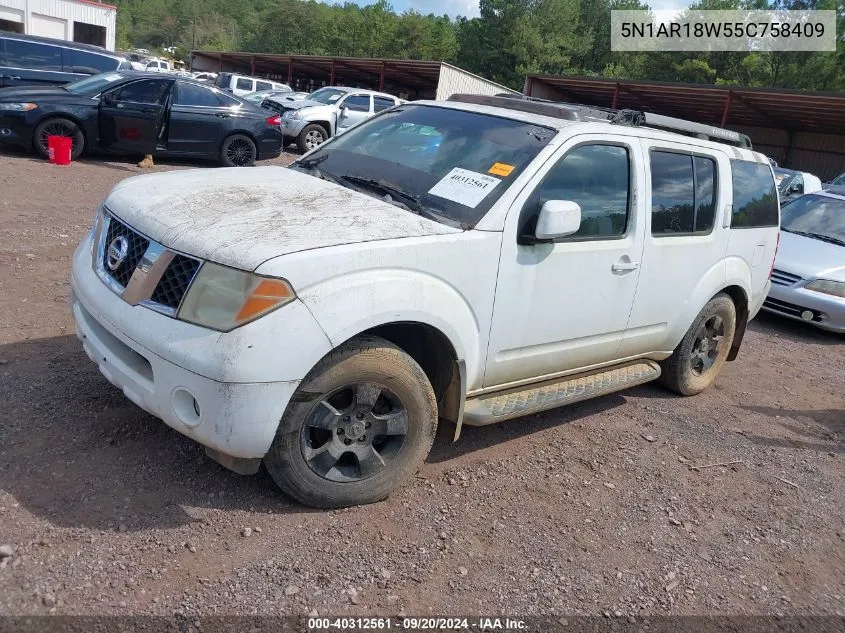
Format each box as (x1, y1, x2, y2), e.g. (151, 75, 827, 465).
(297, 124, 327, 153)
(219, 134, 256, 167)
(263, 335, 438, 509)
(659, 293, 737, 396)
(34, 117, 85, 160)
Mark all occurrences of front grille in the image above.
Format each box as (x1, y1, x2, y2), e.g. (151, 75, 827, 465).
(150, 255, 202, 310)
(770, 269, 803, 287)
(763, 298, 823, 322)
(103, 216, 149, 288)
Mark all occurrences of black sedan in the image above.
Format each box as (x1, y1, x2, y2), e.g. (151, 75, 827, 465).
(0, 71, 283, 166)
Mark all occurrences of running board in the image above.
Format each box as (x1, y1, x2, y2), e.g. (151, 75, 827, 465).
(463, 360, 661, 426)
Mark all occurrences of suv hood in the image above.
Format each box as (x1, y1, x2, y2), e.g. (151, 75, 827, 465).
(776, 231, 845, 282)
(280, 99, 333, 111)
(0, 85, 72, 101)
(104, 166, 459, 270)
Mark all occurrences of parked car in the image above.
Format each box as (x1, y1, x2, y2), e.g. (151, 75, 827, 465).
(266, 86, 402, 153)
(69, 95, 779, 508)
(193, 72, 218, 83)
(131, 58, 172, 73)
(0, 31, 131, 88)
(764, 190, 845, 333)
(214, 72, 291, 97)
(0, 71, 283, 166)
(242, 89, 294, 106)
(774, 167, 823, 203)
(824, 173, 845, 187)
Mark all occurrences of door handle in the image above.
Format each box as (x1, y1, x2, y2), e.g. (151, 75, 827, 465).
(612, 261, 640, 273)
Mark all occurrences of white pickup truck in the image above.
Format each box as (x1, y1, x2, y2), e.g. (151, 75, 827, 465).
(70, 95, 780, 508)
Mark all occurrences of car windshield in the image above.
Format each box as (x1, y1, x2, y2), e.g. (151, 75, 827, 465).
(289, 104, 556, 228)
(831, 173, 845, 186)
(781, 194, 845, 244)
(64, 72, 125, 95)
(307, 88, 348, 104)
(775, 169, 799, 194)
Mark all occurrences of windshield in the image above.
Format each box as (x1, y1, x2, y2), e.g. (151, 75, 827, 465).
(289, 104, 556, 228)
(64, 72, 125, 95)
(307, 88, 348, 104)
(781, 194, 845, 243)
(775, 169, 799, 194)
(831, 173, 845, 186)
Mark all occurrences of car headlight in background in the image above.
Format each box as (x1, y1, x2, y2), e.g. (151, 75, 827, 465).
(805, 279, 845, 299)
(178, 262, 296, 332)
(0, 103, 37, 112)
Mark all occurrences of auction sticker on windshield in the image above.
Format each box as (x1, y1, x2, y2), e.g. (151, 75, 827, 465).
(428, 168, 502, 209)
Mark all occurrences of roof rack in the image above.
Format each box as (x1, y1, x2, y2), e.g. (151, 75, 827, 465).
(448, 93, 752, 149)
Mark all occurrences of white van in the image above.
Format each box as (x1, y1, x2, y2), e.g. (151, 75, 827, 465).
(215, 72, 292, 97)
(70, 95, 780, 508)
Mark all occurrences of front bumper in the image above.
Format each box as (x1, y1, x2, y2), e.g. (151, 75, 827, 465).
(0, 112, 34, 150)
(763, 283, 845, 333)
(70, 234, 333, 458)
(279, 118, 309, 138)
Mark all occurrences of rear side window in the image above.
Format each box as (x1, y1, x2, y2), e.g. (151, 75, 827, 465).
(5, 39, 62, 71)
(65, 49, 119, 74)
(236, 77, 252, 91)
(650, 151, 717, 235)
(256, 80, 272, 91)
(730, 160, 779, 228)
(174, 82, 220, 107)
(374, 96, 396, 112)
(344, 95, 371, 112)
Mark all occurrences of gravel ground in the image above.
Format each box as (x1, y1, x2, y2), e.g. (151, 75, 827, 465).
(0, 148, 843, 619)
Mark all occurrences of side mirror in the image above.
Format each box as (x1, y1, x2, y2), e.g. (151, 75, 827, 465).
(341, 106, 350, 117)
(535, 200, 582, 240)
(101, 91, 116, 105)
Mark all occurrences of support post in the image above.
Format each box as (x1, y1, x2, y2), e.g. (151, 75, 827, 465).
(330, 59, 336, 85)
(250, 56, 255, 76)
(720, 91, 733, 127)
(611, 83, 620, 110)
(379, 61, 386, 92)
(785, 130, 795, 167)
(287, 59, 293, 84)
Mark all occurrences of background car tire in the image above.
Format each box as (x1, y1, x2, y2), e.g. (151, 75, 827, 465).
(659, 293, 737, 396)
(219, 134, 257, 167)
(297, 124, 327, 153)
(263, 335, 438, 509)
(34, 117, 85, 160)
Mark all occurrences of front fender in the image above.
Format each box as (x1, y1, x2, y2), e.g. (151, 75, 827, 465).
(296, 269, 483, 388)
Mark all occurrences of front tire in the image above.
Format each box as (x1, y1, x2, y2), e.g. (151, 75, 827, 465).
(264, 335, 438, 509)
(297, 124, 327, 153)
(219, 134, 256, 167)
(34, 117, 85, 160)
(659, 293, 737, 396)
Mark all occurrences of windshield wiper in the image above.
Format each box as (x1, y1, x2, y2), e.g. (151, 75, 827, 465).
(785, 229, 845, 247)
(340, 175, 425, 214)
(297, 153, 329, 169)
(293, 153, 342, 185)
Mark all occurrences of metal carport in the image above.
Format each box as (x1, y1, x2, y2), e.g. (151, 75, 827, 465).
(524, 75, 845, 181)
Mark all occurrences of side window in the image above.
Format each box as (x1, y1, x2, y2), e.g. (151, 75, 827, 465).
(374, 96, 396, 112)
(344, 95, 371, 113)
(256, 80, 272, 91)
(174, 82, 221, 107)
(650, 151, 717, 235)
(5, 40, 62, 71)
(217, 92, 241, 107)
(65, 50, 119, 74)
(113, 79, 171, 104)
(236, 77, 253, 91)
(730, 160, 779, 228)
(522, 144, 631, 240)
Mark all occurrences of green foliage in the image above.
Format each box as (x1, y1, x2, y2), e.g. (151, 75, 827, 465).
(113, 0, 845, 93)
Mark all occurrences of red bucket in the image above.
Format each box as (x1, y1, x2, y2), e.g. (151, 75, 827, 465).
(47, 135, 72, 166)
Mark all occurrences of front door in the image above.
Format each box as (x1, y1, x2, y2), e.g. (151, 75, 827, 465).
(336, 94, 372, 133)
(99, 78, 173, 154)
(166, 81, 230, 156)
(484, 135, 647, 388)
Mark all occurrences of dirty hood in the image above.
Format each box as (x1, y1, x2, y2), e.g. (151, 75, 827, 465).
(775, 230, 845, 282)
(104, 166, 460, 270)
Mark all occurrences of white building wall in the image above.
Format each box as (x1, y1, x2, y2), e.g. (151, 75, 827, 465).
(436, 63, 517, 101)
(0, 0, 116, 50)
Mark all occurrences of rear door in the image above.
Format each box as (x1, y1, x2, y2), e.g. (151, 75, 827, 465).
(99, 78, 173, 154)
(166, 81, 229, 156)
(336, 94, 372, 133)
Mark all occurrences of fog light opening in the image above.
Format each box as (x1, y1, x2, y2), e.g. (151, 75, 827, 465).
(801, 310, 814, 322)
(173, 388, 202, 428)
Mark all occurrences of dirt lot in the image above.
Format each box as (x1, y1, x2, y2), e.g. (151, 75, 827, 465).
(0, 148, 843, 619)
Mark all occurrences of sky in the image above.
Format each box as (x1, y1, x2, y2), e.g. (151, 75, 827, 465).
(320, 0, 696, 20)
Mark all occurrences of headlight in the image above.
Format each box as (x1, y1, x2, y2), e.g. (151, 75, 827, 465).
(288, 110, 303, 120)
(178, 262, 296, 332)
(805, 279, 845, 299)
(0, 103, 37, 112)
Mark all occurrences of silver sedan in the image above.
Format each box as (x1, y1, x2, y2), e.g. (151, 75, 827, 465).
(764, 189, 845, 333)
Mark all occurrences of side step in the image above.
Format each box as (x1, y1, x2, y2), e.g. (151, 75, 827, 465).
(463, 360, 661, 426)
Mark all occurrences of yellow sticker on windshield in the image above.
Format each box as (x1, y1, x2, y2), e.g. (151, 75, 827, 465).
(489, 163, 515, 177)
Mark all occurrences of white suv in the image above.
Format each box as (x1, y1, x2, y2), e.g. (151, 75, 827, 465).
(70, 95, 780, 508)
